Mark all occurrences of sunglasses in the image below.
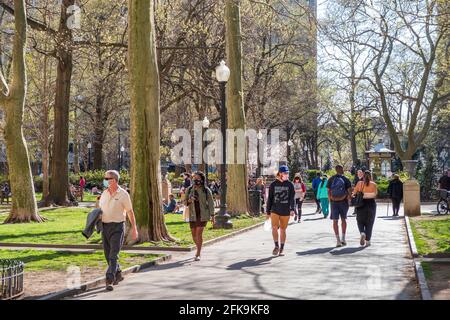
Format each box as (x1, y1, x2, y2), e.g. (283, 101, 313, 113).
(104, 177, 115, 180)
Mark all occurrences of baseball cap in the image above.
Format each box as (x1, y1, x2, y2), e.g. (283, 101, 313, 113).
(278, 165, 289, 174)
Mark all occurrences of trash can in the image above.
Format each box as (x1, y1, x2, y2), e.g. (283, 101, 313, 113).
(248, 190, 262, 216)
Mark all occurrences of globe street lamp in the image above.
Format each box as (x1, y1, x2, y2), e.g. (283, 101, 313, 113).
(214, 60, 232, 229)
(256, 131, 263, 177)
(120, 146, 125, 171)
(202, 116, 210, 186)
(87, 142, 92, 171)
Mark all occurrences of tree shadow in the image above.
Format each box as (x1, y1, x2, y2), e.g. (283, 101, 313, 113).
(329, 246, 366, 255)
(0, 230, 82, 242)
(296, 247, 335, 256)
(226, 256, 277, 270)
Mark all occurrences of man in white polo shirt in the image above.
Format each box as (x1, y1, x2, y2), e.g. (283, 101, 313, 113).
(99, 170, 138, 291)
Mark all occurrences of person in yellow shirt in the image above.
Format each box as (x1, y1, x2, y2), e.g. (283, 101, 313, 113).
(99, 170, 138, 291)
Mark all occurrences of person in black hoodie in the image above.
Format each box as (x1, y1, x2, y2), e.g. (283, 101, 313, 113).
(387, 174, 403, 216)
(266, 165, 295, 256)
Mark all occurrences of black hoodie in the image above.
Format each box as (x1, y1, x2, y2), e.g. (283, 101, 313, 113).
(266, 179, 295, 216)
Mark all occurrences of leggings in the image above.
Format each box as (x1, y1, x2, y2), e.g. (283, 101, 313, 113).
(295, 198, 303, 219)
(391, 198, 401, 216)
(356, 200, 376, 241)
(320, 198, 329, 217)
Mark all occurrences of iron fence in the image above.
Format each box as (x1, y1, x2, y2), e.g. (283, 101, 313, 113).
(0, 260, 24, 300)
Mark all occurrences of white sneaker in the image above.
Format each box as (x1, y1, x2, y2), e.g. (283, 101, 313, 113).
(336, 240, 342, 247)
(360, 233, 366, 246)
(365, 241, 371, 247)
(194, 256, 201, 261)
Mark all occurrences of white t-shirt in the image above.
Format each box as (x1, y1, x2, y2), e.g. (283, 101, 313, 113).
(99, 187, 133, 223)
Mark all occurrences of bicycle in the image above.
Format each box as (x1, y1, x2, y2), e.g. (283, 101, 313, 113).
(436, 189, 449, 215)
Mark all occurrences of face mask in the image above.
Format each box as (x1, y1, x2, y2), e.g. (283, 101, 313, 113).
(103, 179, 110, 188)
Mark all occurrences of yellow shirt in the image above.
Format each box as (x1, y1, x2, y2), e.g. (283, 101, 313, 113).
(99, 187, 133, 223)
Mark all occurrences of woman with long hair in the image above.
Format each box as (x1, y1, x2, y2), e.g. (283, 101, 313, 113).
(293, 176, 306, 223)
(185, 171, 215, 261)
(353, 170, 378, 247)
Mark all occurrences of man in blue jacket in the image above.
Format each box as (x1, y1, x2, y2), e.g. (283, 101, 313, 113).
(312, 172, 322, 214)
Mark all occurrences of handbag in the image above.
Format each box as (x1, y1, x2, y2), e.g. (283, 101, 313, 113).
(182, 205, 190, 222)
(351, 184, 365, 208)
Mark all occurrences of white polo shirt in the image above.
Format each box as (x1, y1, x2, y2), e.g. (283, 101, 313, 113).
(99, 186, 133, 223)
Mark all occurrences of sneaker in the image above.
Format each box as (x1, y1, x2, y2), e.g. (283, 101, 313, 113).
(294, 215, 298, 222)
(106, 279, 114, 291)
(365, 241, 371, 247)
(272, 247, 280, 256)
(298, 219, 301, 223)
(341, 240, 347, 246)
(336, 240, 342, 248)
(113, 272, 124, 285)
(278, 249, 285, 256)
(194, 255, 201, 261)
(360, 233, 366, 246)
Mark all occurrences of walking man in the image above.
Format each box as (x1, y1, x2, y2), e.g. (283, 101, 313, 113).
(99, 170, 138, 291)
(327, 165, 352, 247)
(312, 172, 322, 214)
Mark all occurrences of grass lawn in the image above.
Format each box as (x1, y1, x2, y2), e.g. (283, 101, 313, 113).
(409, 215, 450, 256)
(0, 249, 160, 271)
(35, 192, 98, 203)
(0, 208, 265, 247)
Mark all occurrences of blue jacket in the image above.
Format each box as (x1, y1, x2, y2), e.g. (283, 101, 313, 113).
(82, 208, 103, 239)
(312, 177, 322, 191)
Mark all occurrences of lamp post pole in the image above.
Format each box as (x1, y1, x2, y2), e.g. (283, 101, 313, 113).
(214, 61, 232, 229)
(202, 117, 210, 186)
(87, 143, 92, 171)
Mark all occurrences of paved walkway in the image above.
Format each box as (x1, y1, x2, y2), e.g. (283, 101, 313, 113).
(73, 203, 422, 300)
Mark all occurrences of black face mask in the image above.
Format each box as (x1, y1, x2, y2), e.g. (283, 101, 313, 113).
(194, 179, 202, 186)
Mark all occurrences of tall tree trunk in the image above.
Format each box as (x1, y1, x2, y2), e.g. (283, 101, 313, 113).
(41, 55, 50, 201)
(93, 94, 104, 170)
(73, 109, 80, 174)
(225, 0, 249, 216)
(46, 0, 74, 206)
(128, 0, 173, 242)
(1, 0, 43, 223)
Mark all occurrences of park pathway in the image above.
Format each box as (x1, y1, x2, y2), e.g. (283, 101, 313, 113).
(73, 203, 425, 300)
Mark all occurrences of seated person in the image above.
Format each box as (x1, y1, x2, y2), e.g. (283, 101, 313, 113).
(163, 194, 177, 214)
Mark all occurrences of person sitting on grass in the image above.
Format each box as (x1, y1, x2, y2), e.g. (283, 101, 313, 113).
(163, 194, 177, 214)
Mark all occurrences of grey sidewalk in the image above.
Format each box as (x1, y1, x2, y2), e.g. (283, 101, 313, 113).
(73, 203, 421, 300)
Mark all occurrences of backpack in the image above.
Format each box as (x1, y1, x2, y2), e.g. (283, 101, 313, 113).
(330, 176, 347, 198)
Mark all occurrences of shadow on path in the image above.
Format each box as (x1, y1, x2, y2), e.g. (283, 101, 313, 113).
(296, 247, 335, 256)
(227, 257, 277, 270)
(329, 246, 366, 255)
(303, 217, 326, 222)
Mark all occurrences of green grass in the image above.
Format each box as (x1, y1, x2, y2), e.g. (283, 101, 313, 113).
(410, 216, 450, 255)
(139, 214, 266, 247)
(421, 261, 432, 279)
(0, 249, 159, 271)
(0, 208, 265, 247)
(35, 192, 98, 203)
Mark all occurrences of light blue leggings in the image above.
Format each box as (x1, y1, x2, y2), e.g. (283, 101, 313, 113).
(320, 198, 329, 217)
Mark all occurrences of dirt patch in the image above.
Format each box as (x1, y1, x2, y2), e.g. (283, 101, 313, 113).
(426, 262, 450, 300)
(20, 267, 105, 299)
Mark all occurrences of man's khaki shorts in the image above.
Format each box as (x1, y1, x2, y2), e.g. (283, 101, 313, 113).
(270, 212, 290, 229)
